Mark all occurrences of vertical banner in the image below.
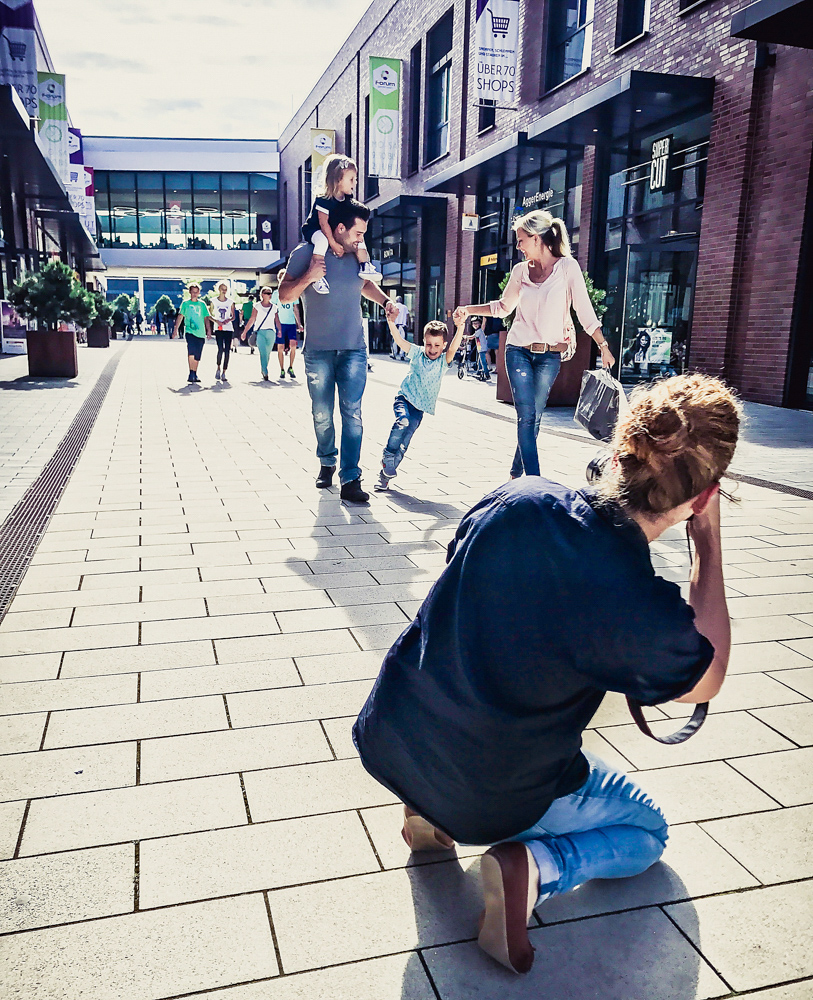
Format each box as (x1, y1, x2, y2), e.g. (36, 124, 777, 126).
(475, 0, 520, 107)
(67, 164, 96, 236)
(256, 214, 274, 251)
(369, 57, 400, 178)
(0, 0, 37, 115)
(1, 300, 27, 354)
(309, 128, 335, 196)
(84, 165, 96, 236)
(68, 126, 83, 164)
(37, 72, 69, 184)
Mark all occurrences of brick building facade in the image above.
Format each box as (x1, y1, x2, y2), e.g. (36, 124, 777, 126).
(278, 0, 813, 408)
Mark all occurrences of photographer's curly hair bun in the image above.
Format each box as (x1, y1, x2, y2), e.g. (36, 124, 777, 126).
(601, 373, 741, 515)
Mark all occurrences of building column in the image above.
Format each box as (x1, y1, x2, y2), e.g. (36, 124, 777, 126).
(138, 275, 145, 317)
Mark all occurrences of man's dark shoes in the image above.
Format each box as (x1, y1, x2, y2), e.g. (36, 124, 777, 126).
(316, 466, 335, 489)
(340, 478, 370, 504)
(478, 842, 539, 974)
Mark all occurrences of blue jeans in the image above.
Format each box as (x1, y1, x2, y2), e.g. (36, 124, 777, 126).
(505, 346, 562, 477)
(479, 350, 490, 377)
(256, 329, 275, 377)
(510, 752, 668, 903)
(304, 348, 367, 485)
(382, 394, 424, 477)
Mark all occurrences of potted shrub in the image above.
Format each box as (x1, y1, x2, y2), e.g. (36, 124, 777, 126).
(9, 260, 95, 378)
(87, 292, 114, 348)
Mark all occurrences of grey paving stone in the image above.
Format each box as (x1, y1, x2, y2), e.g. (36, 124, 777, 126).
(786, 637, 813, 659)
(139, 811, 378, 908)
(72, 598, 207, 627)
(731, 615, 813, 644)
(245, 758, 397, 822)
(701, 804, 813, 882)
(20, 773, 247, 855)
(728, 641, 812, 674)
(728, 594, 813, 619)
(351, 623, 409, 650)
(268, 860, 483, 973)
(0, 742, 135, 802)
(0, 622, 139, 657)
(215, 627, 359, 665)
(0, 800, 25, 859)
(43, 695, 228, 749)
(304, 555, 416, 574)
(772, 666, 813, 698)
(632, 760, 778, 823)
(0, 893, 278, 999)
(733, 984, 813, 1000)
(261, 570, 376, 593)
(0, 843, 134, 933)
(667, 881, 813, 992)
(139, 658, 301, 702)
(188, 953, 436, 1000)
(729, 747, 813, 806)
(599, 711, 795, 769)
(61, 639, 216, 678)
(228, 679, 372, 728)
(0, 652, 61, 683)
(79, 567, 200, 590)
(321, 716, 358, 758)
(141, 610, 281, 645)
(0, 674, 137, 716)
(588, 693, 667, 728)
(276, 603, 408, 634)
(360, 803, 482, 870)
(660, 672, 807, 716)
(201, 560, 311, 582)
(295, 649, 383, 685)
(325, 582, 432, 607)
(752, 702, 813, 745)
(6, 586, 141, 614)
(141, 578, 265, 603)
(424, 907, 728, 999)
(0, 607, 73, 632)
(13, 575, 82, 596)
(206, 590, 333, 617)
(139, 720, 332, 784)
(0, 713, 47, 754)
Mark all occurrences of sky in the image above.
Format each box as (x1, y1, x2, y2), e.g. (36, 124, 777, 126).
(34, 0, 376, 140)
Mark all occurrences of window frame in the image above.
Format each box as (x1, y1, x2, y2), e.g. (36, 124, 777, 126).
(542, 0, 594, 95)
(614, 0, 650, 51)
(408, 41, 422, 175)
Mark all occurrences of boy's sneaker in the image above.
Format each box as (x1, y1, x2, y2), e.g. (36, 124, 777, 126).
(358, 262, 382, 283)
(280, 369, 285, 379)
(312, 277, 330, 295)
(187, 371, 195, 383)
(221, 372, 228, 382)
(192, 372, 201, 382)
(215, 370, 221, 381)
(374, 469, 392, 492)
(288, 366, 295, 378)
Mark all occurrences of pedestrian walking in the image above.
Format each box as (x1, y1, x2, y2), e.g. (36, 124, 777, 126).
(354, 372, 740, 974)
(456, 210, 615, 478)
(173, 283, 211, 384)
(135, 310, 143, 335)
(210, 281, 235, 382)
(470, 316, 491, 381)
(272, 269, 303, 379)
(279, 198, 397, 504)
(301, 154, 381, 294)
(375, 314, 465, 491)
(391, 295, 409, 361)
(241, 287, 278, 381)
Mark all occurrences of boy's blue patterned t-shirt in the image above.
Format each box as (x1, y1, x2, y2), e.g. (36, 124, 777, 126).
(398, 344, 449, 416)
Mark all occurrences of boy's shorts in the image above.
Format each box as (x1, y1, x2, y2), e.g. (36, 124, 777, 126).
(275, 323, 298, 347)
(185, 334, 205, 360)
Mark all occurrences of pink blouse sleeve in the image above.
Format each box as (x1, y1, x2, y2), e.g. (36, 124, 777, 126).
(567, 259, 601, 335)
(489, 264, 523, 318)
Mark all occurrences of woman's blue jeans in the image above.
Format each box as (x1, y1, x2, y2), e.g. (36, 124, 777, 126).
(304, 348, 367, 485)
(505, 346, 562, 477)
(509, 752, 668, 903)
(382, 394, 424, 477)
(256, 329, 275, 377)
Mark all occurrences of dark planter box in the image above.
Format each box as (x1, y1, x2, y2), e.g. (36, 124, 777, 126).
(26, 328, 78, 378)
(87, 322, 110, 349)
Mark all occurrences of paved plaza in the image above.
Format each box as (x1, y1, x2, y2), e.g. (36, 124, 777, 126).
(1, 339, 812, 1000)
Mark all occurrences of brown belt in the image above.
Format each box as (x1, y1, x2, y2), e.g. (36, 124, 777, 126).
(529, 342, 566, 354)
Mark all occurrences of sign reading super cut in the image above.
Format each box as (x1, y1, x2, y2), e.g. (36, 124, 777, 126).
(475, 0, 520, 107)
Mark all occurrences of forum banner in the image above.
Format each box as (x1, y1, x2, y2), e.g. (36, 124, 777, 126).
(37, 71, 69, 184)
(309, 128, 335, 194)
(368, 57, 400, 178)
(0, 0, 37, 115)
(475, 0, 520, 107)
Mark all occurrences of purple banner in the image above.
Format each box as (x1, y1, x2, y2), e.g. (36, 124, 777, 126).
(69, 127, 83, 164)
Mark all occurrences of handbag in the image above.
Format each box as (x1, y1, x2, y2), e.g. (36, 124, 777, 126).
(574, 368, 628, 442)
(246, 301, 275, 348)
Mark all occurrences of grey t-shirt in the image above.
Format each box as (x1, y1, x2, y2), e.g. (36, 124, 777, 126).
(286, 242, 366, 351)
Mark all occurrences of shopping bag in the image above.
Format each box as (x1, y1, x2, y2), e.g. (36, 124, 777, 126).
(574, 368, 628, 442)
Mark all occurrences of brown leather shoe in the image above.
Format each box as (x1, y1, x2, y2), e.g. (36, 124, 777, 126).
(401, 806, 455, 851)
(478, 842, 539, 974)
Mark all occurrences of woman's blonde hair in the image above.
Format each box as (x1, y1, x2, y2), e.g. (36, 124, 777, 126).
(512, 209, 571, 258)
(600, 373, 741, 515)
(320, 154, 357, 199)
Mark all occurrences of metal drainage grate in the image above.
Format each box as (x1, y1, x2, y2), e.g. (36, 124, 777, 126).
(0, 349, 126, 622)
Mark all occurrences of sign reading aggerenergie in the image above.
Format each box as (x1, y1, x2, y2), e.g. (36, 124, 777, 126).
(650, 135, 672, 192)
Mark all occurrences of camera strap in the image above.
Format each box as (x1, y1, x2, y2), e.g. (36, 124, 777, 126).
(626, 698, 708, 744)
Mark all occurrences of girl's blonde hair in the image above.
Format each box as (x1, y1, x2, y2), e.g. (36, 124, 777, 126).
(512, 209, 571, 258)
(600, 373, 741, 515)
(320, 154, 357, 199)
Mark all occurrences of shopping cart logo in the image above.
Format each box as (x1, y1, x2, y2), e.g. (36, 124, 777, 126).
(3, 35, 28, 61)
(489, 9, 510, 36)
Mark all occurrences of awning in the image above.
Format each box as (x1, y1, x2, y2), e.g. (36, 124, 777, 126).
(526, 71, 714, 147)
(730, 0, 813, 48)
(424, 131, 528, 195)
(371, 194, 447, 218)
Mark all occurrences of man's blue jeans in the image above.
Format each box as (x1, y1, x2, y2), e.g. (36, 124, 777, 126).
(505, 346, 562, 477)
(382, 394, 424, 478)
(304, 348, 367, 485)
(509, 752, 668, 902)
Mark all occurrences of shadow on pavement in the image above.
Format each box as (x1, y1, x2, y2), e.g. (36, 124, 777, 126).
(0, 377, 79, 390)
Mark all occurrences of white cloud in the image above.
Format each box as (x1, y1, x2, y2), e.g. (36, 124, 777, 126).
(34, 0, 375, 139)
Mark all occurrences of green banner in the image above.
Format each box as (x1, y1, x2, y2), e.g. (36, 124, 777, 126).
(37, 71, 69, 184)
(369, 57, 400, 178)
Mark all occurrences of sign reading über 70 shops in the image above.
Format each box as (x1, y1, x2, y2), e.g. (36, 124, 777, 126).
(476, 0, 520, 108)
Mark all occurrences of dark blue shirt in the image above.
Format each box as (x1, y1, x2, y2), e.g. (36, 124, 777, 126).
(353, 479, 713, 845)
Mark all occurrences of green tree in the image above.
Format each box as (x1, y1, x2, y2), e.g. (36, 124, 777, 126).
(153, 294, 176, 333)
(9, 260, 96, 332)
(90, 291, 115, 325)
(113, 293, 132, 310)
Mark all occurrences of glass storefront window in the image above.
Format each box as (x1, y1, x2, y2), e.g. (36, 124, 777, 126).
(193, 172, 220, 249)
(164, 172, 192, 249)
(109, 172, 137, 248)
(136, 173, 164, 248)
(250, 173, 278, 251)
(221, 172, 249, 249)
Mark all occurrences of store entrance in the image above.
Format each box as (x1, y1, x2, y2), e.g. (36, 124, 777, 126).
(616, 242, 697, 386)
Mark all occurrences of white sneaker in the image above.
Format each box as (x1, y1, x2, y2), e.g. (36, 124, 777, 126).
(312, 277, 330, 295)
(358, 262, 382, 283)
(374, 468, 393, 492)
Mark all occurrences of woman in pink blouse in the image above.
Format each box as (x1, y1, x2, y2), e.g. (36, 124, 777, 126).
(455, 210, 615, 477)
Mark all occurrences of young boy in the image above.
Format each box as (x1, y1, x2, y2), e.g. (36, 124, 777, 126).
(375, 314, 465, 491)
(173, 283, 211, 383)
